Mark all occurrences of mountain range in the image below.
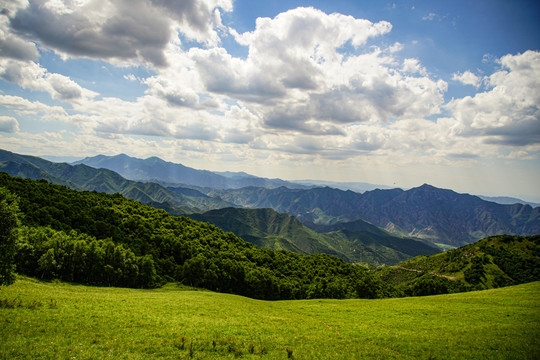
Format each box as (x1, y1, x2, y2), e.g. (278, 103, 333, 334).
(0, 149, 233, 213)
(72, 154, 307, 190)
(478, 195, 540, 208)
(1, 149, 539, 249)
(188, 207, 440, 265)
(203, 185, 540, 246)
(1, 149, 438, 265)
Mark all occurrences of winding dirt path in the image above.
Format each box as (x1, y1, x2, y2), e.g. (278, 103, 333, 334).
(391, 266, 456, 280)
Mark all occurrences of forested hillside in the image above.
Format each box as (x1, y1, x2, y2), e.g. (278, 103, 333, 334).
(0, 172, 394, 300)
(377, 234, 540, 296)
(188, 207, 440, 266)
(0, 150, 442, 265)
(2, 149, 539, 247)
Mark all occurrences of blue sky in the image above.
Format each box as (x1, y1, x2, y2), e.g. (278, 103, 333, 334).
(0, 0, 539, 201)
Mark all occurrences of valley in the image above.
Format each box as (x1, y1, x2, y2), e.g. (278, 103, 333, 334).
(2, 2, 538, 359)
(1, 169, 539, 300)
(2, 149, 538, 252)
(1, 151, 539, 359)
(188, 207, 440, 266)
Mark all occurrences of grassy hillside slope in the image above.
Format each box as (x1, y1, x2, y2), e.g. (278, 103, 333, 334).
(1, 278, 538, 359)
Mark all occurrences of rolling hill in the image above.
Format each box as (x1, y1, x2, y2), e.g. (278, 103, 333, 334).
(188, 207, 440, 265)
(1, 277, 538, 359)
(377, 234, 540, 296)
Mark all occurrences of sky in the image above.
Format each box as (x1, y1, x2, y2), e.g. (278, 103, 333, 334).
(0, 0, 539, 201)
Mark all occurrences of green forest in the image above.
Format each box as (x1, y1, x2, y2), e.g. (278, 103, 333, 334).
(0, 173, 394, 300)
(377, 234, 540, 296)
(1, 172, 539, 300)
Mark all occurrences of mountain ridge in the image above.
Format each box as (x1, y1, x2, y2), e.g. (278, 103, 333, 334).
(188, 207, 441, 265)
(205, 183, 539, 246)
(0, 149, 233, 213)
(2, 149, 539, 247)
(73, 154, 308, 190)
(1, 149, 440, 265)
(377, 234, 540, 296)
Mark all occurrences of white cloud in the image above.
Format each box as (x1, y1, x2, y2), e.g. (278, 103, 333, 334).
(0, 31, 39, 61)
(123, 74, 139, 82)
(41, 6, 452, 161)
(0, 5, 450, 156)
(422, 13, 438, 21)
(0, 59, 97, 101)
(67, 93, 228, 142)
(178, 7, 446, 136)
(446, 50, 540, 146)
(402, 58, 427, 75)
(505, 150, 532, 160)
(452, 70, 481, 87)
(0, 2, 39, 61)
(387, 42, 403, 53)
(0, 3, 538, 182)
(6, 0, 233, 67)
(0, 94, 69, 121)
(0, 115, 19, 132)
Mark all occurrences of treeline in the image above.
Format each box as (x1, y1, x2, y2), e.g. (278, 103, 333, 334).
(16, 226, 157, 288)
(0, 173, 395, 300)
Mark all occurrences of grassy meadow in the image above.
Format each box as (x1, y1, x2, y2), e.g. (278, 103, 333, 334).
(1, 277, 539, 359)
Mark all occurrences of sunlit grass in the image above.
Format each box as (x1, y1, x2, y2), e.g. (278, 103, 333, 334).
(1, 277, 538, 359)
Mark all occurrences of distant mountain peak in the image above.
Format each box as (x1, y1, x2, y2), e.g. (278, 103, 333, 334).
(72, 153, 306, 190)
(416, 183, 437, 190)
(144, 155, 166, 162)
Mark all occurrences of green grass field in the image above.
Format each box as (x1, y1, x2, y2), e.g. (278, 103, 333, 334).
(1, 278, 539, 359)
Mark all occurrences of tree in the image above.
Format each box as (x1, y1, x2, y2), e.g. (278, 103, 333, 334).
(0, 187, 20, 286)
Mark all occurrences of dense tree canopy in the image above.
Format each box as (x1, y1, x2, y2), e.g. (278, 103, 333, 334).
(0, 173, 395, 300)
(377, 234, 540, 296)
(4, 172, 537, 299)
(0, 187, 20, 286)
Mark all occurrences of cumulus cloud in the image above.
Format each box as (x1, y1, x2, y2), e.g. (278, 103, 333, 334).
(0, 94, 69, 120)
(75, 6, 452, 157)
(0, 1, 39, 61)
(180, 7, 446, 135)
(223, 7, 393, 98)
(0, 115, 18, 132)
(446, 50, 540, 146)
(6, 0, 232, 67)
(0, 31, 39, 61)
(0, 58, 96, 101)
(152, 0, 232, 45)
(66, 93, 227, 142)
(1, 3, 537, 170)
(452, 70, 481, 87)
(402, 58, 426, 75)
